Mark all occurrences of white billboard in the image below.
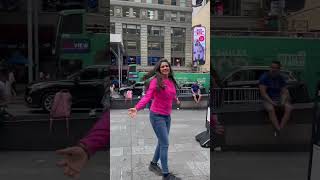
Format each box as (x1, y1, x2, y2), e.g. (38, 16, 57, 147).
(193, 26, 206, 67)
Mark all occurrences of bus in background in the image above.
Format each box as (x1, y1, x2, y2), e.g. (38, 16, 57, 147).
(53, 9, 108, 78)
(128, 64, 138, 83)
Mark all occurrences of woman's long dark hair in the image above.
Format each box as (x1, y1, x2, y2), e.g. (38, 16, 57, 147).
(142, 59, 178, 91)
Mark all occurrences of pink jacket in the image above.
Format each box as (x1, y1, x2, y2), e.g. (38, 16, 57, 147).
(135, 78, 177, 115)
(79, 111, 110, 157)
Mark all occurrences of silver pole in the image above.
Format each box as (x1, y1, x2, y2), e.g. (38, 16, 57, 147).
(34, 1, 39, 80)
(118, 44, 121, 88)
(27, 0, 33, 83)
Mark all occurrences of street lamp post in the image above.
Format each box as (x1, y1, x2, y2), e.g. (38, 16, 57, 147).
(27, 0, 34, 83)
(34, 1, 39, 81)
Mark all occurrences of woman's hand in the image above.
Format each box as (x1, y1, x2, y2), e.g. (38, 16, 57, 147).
(128, 108, 137, 118)
(56, 145, 89, 179)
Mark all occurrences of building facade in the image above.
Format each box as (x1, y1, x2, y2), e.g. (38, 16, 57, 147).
(110, 0, 193, 71)
(211, 0, 307, 33)
(286, 0, 320, 32)
(0, 0, 107, 81)
(192, 0, 210, 72)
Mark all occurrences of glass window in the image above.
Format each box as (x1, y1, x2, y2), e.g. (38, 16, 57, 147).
(171, 43, 185, 51)
(171, 27, 185, 37)
(148, 42, 161, 50)
(148, 57, 161, 66)
(110, 22, 115, 34)
(147, 0, 152, 3)
(148, 26, 164, 36)
(123, 24, 141, 35)
(171, 12, 177, 22)
(171, 0, 176, 5)
(158, 0, 164, 4)
(80, 69, 99, 80)
(124, 40, 140, 50)
(125, 40, 140, 51)
(110, 6, 114, 16)
(134, 0, 141, 2)
(127, 41, 137, 49)
(61, 14, 83, 34)
(132, 7, 140, 18)
(179, 13, 185, 22)
(148, 10, 156, 20)
(122, 7, 130, 17)
(180, 0, 186, 7)
(115, 7, 121, 16)
(158, 10, 164, 20)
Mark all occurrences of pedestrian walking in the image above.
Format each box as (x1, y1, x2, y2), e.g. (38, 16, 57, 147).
(0, 68, 14, 121)
(128, 59, 181, 180)
(8, 67, 16, 96)
(125, 89, 133, 104)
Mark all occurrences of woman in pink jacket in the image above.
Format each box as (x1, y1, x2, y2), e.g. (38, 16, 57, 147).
(128, 59, 181, 180)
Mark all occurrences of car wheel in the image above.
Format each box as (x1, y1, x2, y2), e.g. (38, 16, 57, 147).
(42, 92, 55, 112)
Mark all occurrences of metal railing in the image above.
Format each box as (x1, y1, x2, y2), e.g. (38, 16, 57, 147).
(177, 87, 193, 96)
(212, 87, 263, 109)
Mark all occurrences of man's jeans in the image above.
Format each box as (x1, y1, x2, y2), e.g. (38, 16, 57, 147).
(149, 111, 171, 174)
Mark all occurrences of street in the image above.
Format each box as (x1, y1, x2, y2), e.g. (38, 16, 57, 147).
(110, 109, 210, 180)
(0, 151, 109, 180)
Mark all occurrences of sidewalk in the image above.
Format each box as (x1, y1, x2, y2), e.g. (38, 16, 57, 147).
(0, 151, 108, 180)
(110, 109, 210, 180)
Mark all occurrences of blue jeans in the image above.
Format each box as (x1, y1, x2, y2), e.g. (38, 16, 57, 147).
(149, 111, 171, 174)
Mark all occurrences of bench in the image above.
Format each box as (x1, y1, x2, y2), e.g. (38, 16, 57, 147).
(214, 103, 314, 151)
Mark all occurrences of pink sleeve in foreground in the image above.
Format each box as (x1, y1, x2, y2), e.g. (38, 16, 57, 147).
(135, 78, 156, 111)
(79, 111, 110, 157)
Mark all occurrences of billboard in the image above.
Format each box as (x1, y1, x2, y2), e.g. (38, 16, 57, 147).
(193, 26, 206, 67)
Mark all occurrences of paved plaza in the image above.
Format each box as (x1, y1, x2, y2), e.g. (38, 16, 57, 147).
(110, 109, 210, 180)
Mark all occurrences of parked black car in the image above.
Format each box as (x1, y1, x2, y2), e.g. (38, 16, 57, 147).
(25, 65, 109, 112)
(217, 66, 310, 104)
(119, 82, 144, 96)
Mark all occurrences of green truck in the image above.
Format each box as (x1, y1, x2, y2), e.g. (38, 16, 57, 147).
(53, 9, 108, 76)
(211, 36, 320, 98)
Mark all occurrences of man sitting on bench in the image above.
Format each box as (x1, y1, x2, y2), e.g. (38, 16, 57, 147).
(259, 61, 292, 136)
(191, 81, 202, 104)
